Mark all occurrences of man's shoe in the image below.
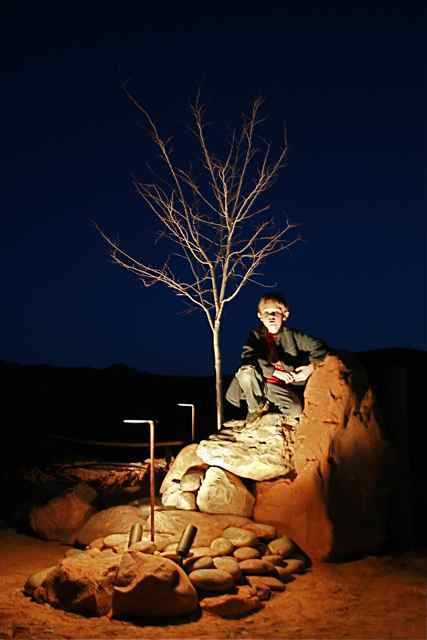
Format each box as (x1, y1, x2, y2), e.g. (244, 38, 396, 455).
(245, 400, 270, 425)
(245, 411, 261, 426)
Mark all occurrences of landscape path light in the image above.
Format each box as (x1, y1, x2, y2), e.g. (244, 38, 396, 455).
(123, 419, 156, 542)
(177, 403, 195, 441)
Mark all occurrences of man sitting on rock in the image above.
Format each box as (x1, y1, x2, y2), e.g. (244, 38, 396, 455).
(225, 293, 328, 428)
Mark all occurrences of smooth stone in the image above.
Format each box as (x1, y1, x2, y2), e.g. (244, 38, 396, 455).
(210, 537, 235, 557)
(246, 575, 286, 592)
(189, 569, 235, 593)
(233, 546, 260, 561)
(243, 522, 277, 541)
(279, 558, 306, 574)
(180, 469, 205, 492)
(196, 467, 255, 517)
(262, 554, 284, 566)
(161, 483, 197, 510)
(75, 505, 145, 547)
(222, 527, 258, 548)
(190, 546, 214, 558)
(212, 557, 242, 581)
(188, 556, 215, 570)
(200, 585, 263, 617)
(238, 559, 276, 575)
(268, 535, 295, 558)
(176, 491, 197, 510)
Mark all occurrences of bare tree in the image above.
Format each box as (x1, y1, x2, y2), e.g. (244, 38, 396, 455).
(97, 95, 299, 432)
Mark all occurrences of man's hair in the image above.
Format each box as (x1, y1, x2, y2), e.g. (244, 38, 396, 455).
(257, 292, 289, 313)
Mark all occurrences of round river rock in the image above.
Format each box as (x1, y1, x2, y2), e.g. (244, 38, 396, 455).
(189, 568, 235, 592)
(233, 546, 260, 561)
(238, 559, 276, 575)
(222, 527, 258, 548)
(268, 535, 295, 557)
(213, 556, 242, 581)
(210, 537, 235, 556)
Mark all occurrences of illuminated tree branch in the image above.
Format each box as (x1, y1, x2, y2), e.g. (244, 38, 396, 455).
(97, 94, 300, 430)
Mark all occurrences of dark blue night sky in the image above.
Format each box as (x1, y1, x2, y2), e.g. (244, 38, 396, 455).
(1, 3, 425, 376)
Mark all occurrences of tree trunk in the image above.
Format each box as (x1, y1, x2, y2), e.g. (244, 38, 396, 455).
(212, 323, 223, 431)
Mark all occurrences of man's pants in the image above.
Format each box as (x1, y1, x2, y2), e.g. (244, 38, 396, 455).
(234, 366, 302, 418)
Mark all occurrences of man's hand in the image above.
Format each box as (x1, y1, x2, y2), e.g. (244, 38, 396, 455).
(292, 364, 314, 383)
(272, 368, 296, 384)
(272, 360, 286, 371)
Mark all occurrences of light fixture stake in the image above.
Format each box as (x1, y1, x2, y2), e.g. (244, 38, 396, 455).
(177, 403, 195, 441)
(123, 419, 156, 542)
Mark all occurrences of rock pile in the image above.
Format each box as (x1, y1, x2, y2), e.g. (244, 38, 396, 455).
(23, 351, 392, 623)
(160, 413, 296, 517)
(25, 522, 307, 619)
(158, 354, 392, 562)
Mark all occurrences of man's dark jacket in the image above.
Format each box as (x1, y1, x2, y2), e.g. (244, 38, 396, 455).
(226, 325, 328, 407)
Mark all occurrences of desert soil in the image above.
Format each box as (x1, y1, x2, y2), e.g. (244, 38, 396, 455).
(0, 528, 425, 640)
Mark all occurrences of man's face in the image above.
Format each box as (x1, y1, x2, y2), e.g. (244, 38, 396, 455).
(257, 304, 289, 334)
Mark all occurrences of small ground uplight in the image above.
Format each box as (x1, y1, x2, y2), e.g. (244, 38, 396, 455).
(123, 419, 156, 542)
(177, 403, 195, 442)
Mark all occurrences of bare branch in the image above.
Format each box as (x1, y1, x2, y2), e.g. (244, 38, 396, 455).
(96, 95, 300, 430)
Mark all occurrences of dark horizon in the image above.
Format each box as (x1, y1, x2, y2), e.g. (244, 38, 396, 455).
(1, 345, 425, 381)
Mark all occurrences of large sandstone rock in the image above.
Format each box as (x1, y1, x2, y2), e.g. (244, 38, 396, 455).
(196, 467, 255, 517)
(112, 551, 198, 618)
(76, 505, 145, 547)
(32, 550, 122, 616)
(253, 354, 392, 561)
(29, 482, 97, 544)
(196, 413, 295, 481)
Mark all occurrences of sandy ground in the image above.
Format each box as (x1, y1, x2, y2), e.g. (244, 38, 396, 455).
(0, 528, 425, 640)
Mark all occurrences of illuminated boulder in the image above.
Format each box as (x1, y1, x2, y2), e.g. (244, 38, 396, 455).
(196, 467, 255, 516)
(32, 549, 122, 616)
(29, 482, 97, 544)
(253, 354, 392, 561)
(160, 443, 208, 510)
(76, 505, 145, 547)
(160, 444, 208, 494)
(112, 551, 198, 618)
